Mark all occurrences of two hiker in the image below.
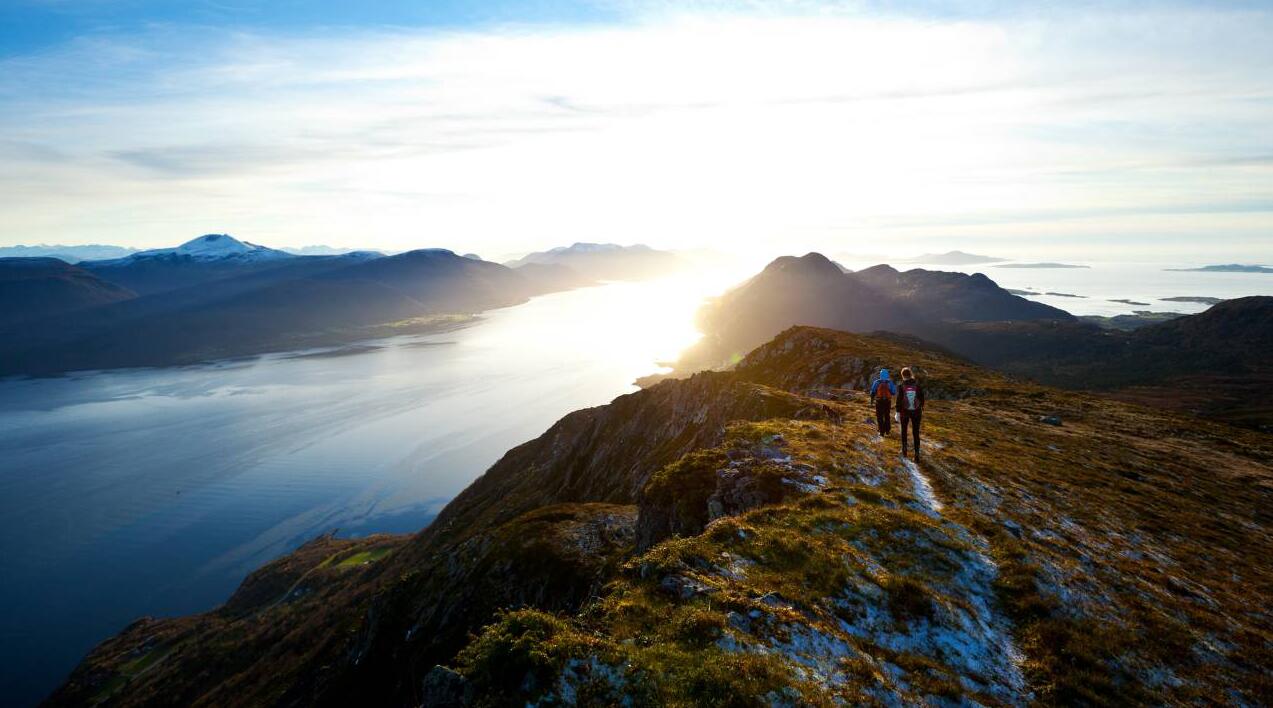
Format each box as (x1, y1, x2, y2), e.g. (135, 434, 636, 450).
(869, 367, 925, 462)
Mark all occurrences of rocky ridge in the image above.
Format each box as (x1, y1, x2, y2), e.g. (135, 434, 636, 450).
(49, 328, 1273, 706)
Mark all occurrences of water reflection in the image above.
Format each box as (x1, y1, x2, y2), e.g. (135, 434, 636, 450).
(0, 269, 745, 705)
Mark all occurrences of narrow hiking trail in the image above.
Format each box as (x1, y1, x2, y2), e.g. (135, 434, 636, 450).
(855, 422, 1028, 703)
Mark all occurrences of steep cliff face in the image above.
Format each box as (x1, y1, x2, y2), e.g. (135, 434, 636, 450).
(50, 329, 1273, 706)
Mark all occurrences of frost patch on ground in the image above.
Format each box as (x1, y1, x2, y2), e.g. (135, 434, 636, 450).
(901, 458, 943, 513)
(548, 656, 631, 705)
(762, 622, 860, 687)
(831, 539, 1027, 704)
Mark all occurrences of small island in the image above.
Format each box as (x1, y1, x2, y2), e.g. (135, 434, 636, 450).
(898, 250, 1007, 265)
(1109, 298, 1150, 306)
(1081, 311, 1184, 331)
(1166, 264, 1273, 273)
(1007, 288, 1040, 296)
(1161, 296, 1227, 305)
(996, 262, 1090, 269)
(1045, 291, 1086, 298)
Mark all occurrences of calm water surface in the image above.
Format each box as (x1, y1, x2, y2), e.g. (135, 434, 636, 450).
(0, 273, 740, 705)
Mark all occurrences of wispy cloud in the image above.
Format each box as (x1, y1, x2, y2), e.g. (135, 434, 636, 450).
(0, 3, 1271, 260)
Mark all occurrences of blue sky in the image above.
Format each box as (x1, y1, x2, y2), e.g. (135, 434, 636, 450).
(2, 0, 1272, 261)
(0, 1, 620, 56)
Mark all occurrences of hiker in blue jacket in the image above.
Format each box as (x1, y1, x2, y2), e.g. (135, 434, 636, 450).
(869, 368, 896, 436)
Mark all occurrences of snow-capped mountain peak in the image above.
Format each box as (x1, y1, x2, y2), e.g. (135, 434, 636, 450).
(175, 234, 254, 257)
(120, 234, 295, 263)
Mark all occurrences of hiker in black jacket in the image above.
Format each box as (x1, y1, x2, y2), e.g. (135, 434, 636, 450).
(896, 367, 925, 462)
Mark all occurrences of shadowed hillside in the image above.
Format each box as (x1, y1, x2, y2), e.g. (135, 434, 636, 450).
(677, 254, 1273, 429)
(684, 253, 1070, 370)
(0, 249, 586, 376)
(48, 328, 1273, 706)
(0, 258, 136, 326)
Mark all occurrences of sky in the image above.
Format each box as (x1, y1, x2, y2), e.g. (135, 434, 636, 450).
(1, 0, 1272, 262)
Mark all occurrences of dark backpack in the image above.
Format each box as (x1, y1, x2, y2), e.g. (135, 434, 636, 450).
(875, 380, 892, 400)
(900, 381, 921, 411)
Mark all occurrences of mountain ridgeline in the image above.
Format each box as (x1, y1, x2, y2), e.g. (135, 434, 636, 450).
(0, 236, 605, 376)
(0, 236, 702, 376)
(49, 328, 1272, 706)
(679, 253, 1273, 428)
(682, 253, 1070, 367)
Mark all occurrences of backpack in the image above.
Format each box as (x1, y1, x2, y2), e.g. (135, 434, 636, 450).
(875, 380, 891, 400)
(900, 381, 921, 411)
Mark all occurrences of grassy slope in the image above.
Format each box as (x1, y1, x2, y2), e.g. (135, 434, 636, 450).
(48, 328, 1272, 706)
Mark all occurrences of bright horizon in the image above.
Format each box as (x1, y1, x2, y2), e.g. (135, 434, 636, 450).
(2, 1, 1272, 263)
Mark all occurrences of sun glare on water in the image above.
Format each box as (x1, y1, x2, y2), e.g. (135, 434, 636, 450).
(466, 263, 752, 380)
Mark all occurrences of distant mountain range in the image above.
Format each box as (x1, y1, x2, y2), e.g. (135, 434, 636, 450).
(675, 253, 1273, 428)
(0, 235, 588, 376)
(0, 244, 138, 262)
(281, 245, 377, 256)
(505, 242, 685, 280)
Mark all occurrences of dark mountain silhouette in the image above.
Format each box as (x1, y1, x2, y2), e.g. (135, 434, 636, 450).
(678, 254, 1273, 427)
(505, 242, 684, 281)
(0, 258, 136, 326)
(684, 253, 1070, 368)
(0, 249, 585, 376)
(48, 328, 1273, 706)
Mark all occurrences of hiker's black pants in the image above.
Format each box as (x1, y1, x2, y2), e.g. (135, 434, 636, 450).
(900, 410, 921, 454)
(875, 399, 891, 435)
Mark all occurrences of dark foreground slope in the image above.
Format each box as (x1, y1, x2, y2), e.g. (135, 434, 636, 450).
(49, 329, 1273, 706)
